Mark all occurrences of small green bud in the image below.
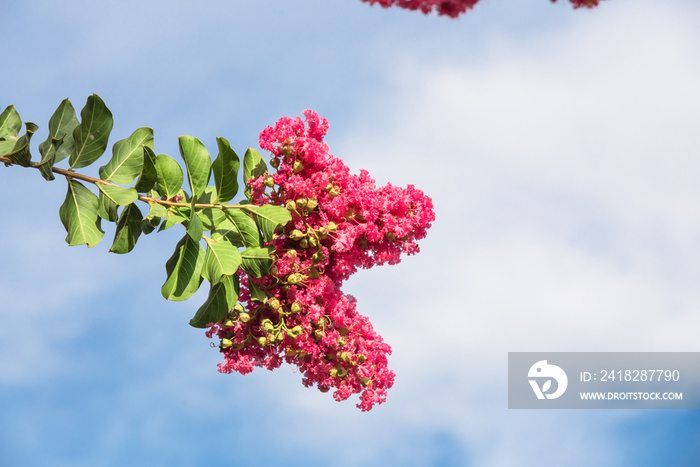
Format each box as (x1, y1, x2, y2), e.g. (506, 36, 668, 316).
(289, 229, 305, 241)
(337, 336, 347, 347)
(270, 157, 280, 169)
(306, 198, 318, 210)
(328, 186, 340, 198)
(327, 221, 338, 232)
(357, 354, 367, 363)
(299, 238, 309, 249)
(223, 319, 235, 328)
(287, 273, 301, 285)
(308, 236, 319, 247)
(221, 338, 233, 349)
(239, 312, 251, 323)
(329, 367, 339, 377)
(339, 351, 352, 362)
(267, 297, 281, 310)
(234, 303, 245, 314)
(288, 325, 303, 337)
(308, 267, 320, 279)
(264, 175, 275, 188)
(312, 250, 325, 264)
(291, 302, 303, 314)
(285, 200, 297, 211)
(296, 197, 308, 210)
(292, 160, 304, 173)
(257, 336, 267, 347)
(313, 329, 324, 341)
(262, 319, 274, 332)
(359, 376, 371, 387)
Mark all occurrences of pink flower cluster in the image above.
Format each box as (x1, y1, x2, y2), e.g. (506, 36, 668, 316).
(206, 111, 434, 410)
(360, 0, 602, 17)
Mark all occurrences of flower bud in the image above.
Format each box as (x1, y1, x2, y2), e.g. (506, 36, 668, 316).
(221, 338, 233, 349)
(289, 229, 305, 241)
(339, 351, 352, 362)
(327, 221, 338, 232)
(296, 197, 308, 210)
(359, 376, 371, 387)
(306, 198, 318, 210)
(287, 273, 305, 285)
(257, 336, 267, 347)
(239, 312, 251, 323)
(299, 238, 309, 249)
(223, 319, 235, 328)
(337, 336, 347, 347)
(288, 325, 303, 337)
(313, 329, 324, 341)
(308, 267, 320, 279)
(267, 297, 281, 310)
(311, 250, 325, 264)
(292, 160, 304, 173)
(264, 175, 275, 188)
(328, 187, 340, 198)
(285, 200, 297, 211)
(291, 302, 302, 314)
(270, 157, 280, 169)
(233, 303, 245, 314)
(329, 367, 339, 377)
(357, 354, 367, 363)
(308, 236, 319, 247)
(262, 319, 274, 333)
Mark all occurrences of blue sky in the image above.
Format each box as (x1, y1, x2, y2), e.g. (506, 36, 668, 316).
(2, 0, 700, 465)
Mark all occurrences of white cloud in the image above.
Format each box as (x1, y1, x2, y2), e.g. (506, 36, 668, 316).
(330, 1, 700, 464)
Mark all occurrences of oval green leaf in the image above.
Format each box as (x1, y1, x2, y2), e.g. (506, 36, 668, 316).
(70, 94, 114, 169)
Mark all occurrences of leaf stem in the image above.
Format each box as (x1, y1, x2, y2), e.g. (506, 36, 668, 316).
(0, 154, 247, 210)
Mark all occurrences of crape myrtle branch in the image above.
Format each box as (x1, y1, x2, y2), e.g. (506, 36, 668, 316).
(0, 96, 435, 411)
(0, 154, 249, 211)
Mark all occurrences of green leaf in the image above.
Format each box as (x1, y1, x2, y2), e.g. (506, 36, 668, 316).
(99, 127, 153, 184)
(212, 209, 261, 248)
(97, 189, 118, 221)
(70, 94, 114, 169)
(155, 154, 183, 200)
(35, 136, 64, 181)
(38, 99, 79, 164)
(110, 203, 143, 254)
(141, 216, 161, 235)
(202, 238, 242, 285)
(97, 184, 138, 222)
(178, 135, 211, 199)
(245, 204, 292, 243)
(146, 200, 168, 219)
(58, 179, 104, 247)
(134, 146, 158, 193)
(161, 234, 205, 301)
(97, 183, 139, 206)
(189, 275, 239, 328)
(198, 207, 227, 231)
(212, 137, 240, 203)
(186, 196, 204, 242)
(240, 246, 274, 278)
(243, 147, 267, 199)
(248, 278, 267, 302)
(0, 105, 21, 155)
(6, 122, 39, 167)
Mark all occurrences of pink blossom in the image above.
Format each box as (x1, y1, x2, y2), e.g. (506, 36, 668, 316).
(359, 0, 603, 17)
(208, 111, 434, 411)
